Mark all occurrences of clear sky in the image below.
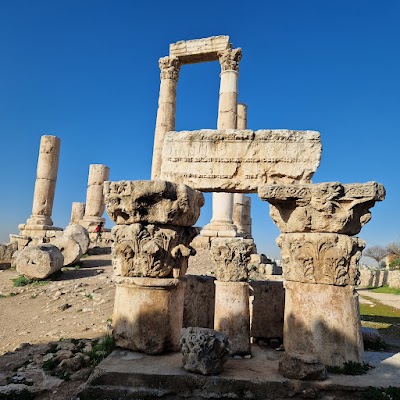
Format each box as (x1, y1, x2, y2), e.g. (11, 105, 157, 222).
(0, 0, 399, 263)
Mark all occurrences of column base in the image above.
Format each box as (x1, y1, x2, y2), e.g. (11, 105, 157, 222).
(18, 223, 63, 240)
(201, 220, 237, 238)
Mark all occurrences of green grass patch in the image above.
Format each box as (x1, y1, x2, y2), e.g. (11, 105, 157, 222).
(359, 297, 400, 325)
(370, 285, 400, 295)
(85, 335, 114, 367)
(12, 274, 50, 287)
(327, 361, 371, 375)
(364, 386, 400, 399)
(85, 293, 93, 300)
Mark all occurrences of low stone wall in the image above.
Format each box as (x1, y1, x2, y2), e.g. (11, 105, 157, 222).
(388, 270, 400, 288)
(358, 269, 400, 288)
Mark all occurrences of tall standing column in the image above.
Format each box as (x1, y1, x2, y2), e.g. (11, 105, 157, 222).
(201, 48, 242, 238)
(80, 164, 109, 229)
(151, 56, 181, 180)
(19, 135, 62, 236)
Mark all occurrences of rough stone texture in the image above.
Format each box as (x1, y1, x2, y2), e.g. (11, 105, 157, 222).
(361, 327, 384, 349)
(277, 233, 364, 286)
(63, 224, 90, 255)
(278, 352, 327, 380)
(181, 327, 231, 375)
(160, 129, 322, 192)
(15, 244, 64, 279)
(183, 275, 215, 329)
(52, 236, 83, 266)
(259, 182, 386, 235)
(112, 224, 198, 279)
(210, 238, 254, 282)
(214, 281, 251, 355)
(112, 276, 185, 354)
(388, 270, 400, 288)
(170, 36, 231, 64)
(283, 281, 364, 367)
(70, 202, 85, 225)
(0, 242, 18, 268)
(233, 194, 252, 238)
(104, 180, 204, 226)
(250, 281, 285, 340)
(357, 268, 389, 288)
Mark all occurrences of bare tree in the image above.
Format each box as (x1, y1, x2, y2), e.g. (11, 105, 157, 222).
(386, 241, 400, 257)
(363, 245, 388, 266)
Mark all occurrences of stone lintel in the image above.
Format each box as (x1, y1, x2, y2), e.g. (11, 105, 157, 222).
(169, 36, 231, 64)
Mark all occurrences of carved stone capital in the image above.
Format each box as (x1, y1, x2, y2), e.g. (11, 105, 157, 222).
(218, 48, 242, 72)
(159, 56, 181, 80)
(104, 180, 204, 226)
(210, 238, 254, 281)
(259, 181, 385, 235)
(277, 233, 365, 286)
(112, 223, 198, 278)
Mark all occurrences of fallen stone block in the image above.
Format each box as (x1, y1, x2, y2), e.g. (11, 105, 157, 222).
(278, 352, 327, 380)
(16, 244, 64, 279)
(63, 224, 90, 254)
(52, 236, 82, 266)
(0, 241, 18, 269)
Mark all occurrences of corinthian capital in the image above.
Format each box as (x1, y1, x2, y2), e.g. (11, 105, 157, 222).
(159, 56, 181, 80)
(218, 48, 242, 72)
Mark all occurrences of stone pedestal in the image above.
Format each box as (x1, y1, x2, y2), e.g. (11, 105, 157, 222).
(19, 135, 62, 237)
(69, 202, 85, 225)
(113, 277, 185, 354)
(214, 281, 250, 356)
(80, 164, 109, 230)
(151, 57, 181, 180)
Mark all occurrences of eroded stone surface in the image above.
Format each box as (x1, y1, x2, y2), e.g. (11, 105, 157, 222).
(112, 224, 198, 278)
(52, 236, 82, 266)
(278, 352, 327, 380)
(104, 180, 204, 226)
(181, 327, 231, 375)
(259, 182, 385, 235)
(0, 242, 18, 268)
(160, 129, 321, 192)
(210, 238, 254, 282)
(63, 224, 90, 255)
(277, 233, 364, 286)
(15, 244, 63, 279)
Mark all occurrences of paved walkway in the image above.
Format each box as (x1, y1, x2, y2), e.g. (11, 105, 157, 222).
(357, 289, 400, 310)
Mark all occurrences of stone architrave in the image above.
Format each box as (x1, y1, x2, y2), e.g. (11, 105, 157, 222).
(106, 180, 204, 355)
(259, 180, 385, 369)
(80, 164, 109, 229)
(211, 238, 253, 355)
(180, 327, 231, 375)
(16, 244, 64, 279)
(151, 56, 181, 180)
(103, 180, 204, 226)
(69, 202, 85, 225)
(19, 135, 62, 236)
(160, 129, 322, 192)
(112, 276, 185, 354)
(259, 182, 385, 235)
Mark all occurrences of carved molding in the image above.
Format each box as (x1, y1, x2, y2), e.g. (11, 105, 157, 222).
(210, 238, 254, 282)
(218, 48, 242, 72)
(159, 56, 181, 80)
(112, 223, 198, 278)
(277, 233, 365, 286)
(259, 182, 385, 235)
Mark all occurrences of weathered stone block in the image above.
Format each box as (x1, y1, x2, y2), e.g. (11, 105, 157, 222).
(104, 180, 204, 226)
(0, 242, 18, 268)
(181, 327, 231, 375)
(52, 236, 82, 266)
(15, 244, 63, 279)
(278, 352, 327, 380)
(160, 129, 322, 192)
(63, 224, 90, 255)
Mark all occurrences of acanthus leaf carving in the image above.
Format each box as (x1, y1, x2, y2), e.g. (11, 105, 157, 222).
(218, 48, 242, 72)
(159, 56, 181, 80)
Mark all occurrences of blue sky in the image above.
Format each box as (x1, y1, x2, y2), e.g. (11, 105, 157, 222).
(0, 1, 399, 262)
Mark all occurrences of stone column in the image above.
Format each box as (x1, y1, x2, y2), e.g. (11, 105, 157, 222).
(104, 180, 204, 355)
(69, 202, 85, 225)
(19, 135, 62, 236)
(151, 56, 181, 180)
(80, 164, 109, 229)
(202, 48, 242, 238)
(259, 182, 385, 371)
(210, 237, 253, 355)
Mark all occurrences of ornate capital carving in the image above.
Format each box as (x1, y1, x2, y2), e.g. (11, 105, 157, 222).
(159, 56, 181, 80)
(259, 182, 385, 235)
(277, 233, 364, 286)
(210, 238, 254, 281)
(218, 48, 242, 72)
(112, 223, 198, 278)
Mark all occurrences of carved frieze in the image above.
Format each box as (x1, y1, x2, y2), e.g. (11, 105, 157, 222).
(277, 233, 364, 286)
(112, 223, 198, 279)
(104, 180, 204, 226)
(218, 48, 242, 72)
(210, 238, 254, 282)
(159, 56, 181, 80)
(259, 182, 385, 235)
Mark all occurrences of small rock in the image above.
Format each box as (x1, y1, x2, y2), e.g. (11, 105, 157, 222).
(58, 303, 72, 311)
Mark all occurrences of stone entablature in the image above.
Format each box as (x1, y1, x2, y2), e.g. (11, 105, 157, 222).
(169, 36, 231, 64)
(259, 182, 385, 235)
(161, 129, 322, 192)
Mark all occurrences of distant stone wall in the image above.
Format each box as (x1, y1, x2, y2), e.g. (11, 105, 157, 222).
(357, 269, 400, 288)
